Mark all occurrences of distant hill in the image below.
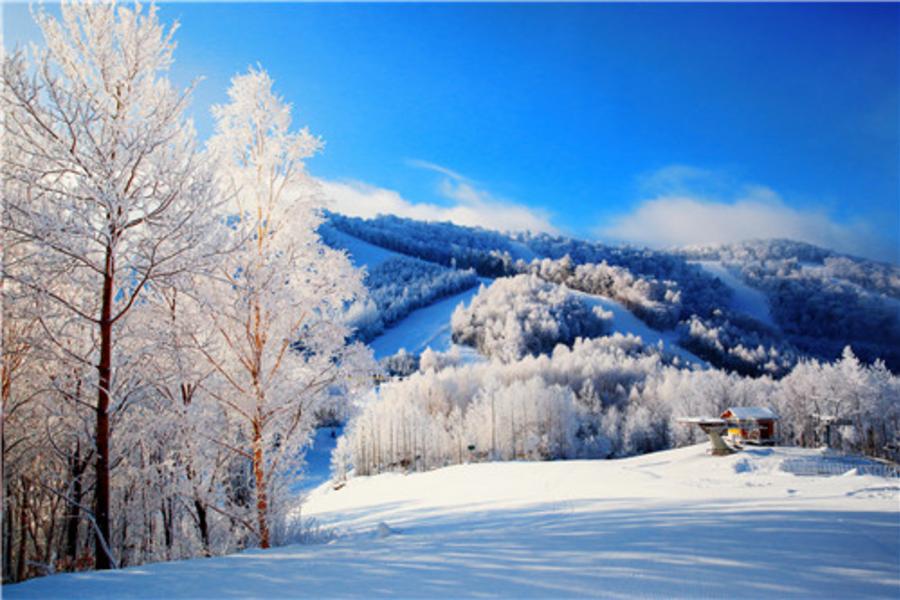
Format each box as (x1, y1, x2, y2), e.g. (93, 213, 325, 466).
(321, 211, 900, 375)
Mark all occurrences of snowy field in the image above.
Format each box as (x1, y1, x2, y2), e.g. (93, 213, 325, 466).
(8, 445, 899, 599)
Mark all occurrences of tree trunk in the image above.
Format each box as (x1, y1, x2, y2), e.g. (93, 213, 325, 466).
(16, 478, 28, 581)
(194, 498, 211, 557)
(161, 497, 173, 560)
(3, 490, 12, 581)
(66, 442, 84, 564)
(251, 419, 270, 549)
(95, 245, 114, 570)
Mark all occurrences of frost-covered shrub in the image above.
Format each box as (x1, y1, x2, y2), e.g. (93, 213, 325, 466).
(381, 349, 420, 378)
(451, 275, 612, 361)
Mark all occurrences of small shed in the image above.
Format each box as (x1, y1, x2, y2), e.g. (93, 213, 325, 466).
(721, 407, 779, 445)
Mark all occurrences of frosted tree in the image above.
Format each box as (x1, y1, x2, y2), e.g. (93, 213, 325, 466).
(451, 274, 612, 361)
(1, 1, 219, 569)
(202, 67, 374, 548)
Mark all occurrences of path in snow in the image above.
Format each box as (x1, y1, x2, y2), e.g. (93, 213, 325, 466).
(368, 280, 488, 359)
(692, 260, 776, 327)
(292, 426, 343, 492)
(9, 445, 898, 599)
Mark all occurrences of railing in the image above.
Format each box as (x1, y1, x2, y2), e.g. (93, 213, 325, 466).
(780, 455, 900, 478)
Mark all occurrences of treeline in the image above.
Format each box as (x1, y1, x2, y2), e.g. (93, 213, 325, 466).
(334, 339, 899, 481)
(522, 234, 732, 320)
(677, 311, 800, 378)
(516, 256, 682, 329)
(326, 212, 521, 277)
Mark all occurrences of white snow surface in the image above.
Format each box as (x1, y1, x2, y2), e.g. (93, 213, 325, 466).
(369, 279, 488, 359)
(574, 291, 707, 367)
(8, 445, 899, 599)
(692, 260, 776, 327)
(325, 226, 404, 270)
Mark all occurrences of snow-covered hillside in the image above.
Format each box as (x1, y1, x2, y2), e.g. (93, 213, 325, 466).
(691, 260, 776, 327)
(325, 222, 702, 364)
(369, 281, 487, 359)
(9, 446, 898, 598)
(325, 213, 900, 373)
(577, 291, 705, 366)
(320, 224, 404, 270)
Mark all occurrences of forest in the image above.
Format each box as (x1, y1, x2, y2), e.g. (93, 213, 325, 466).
(1, 3, 374, 582)
(336, 340, 899, 481)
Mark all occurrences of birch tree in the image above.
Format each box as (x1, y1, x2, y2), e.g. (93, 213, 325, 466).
(1, 1, 217, 569)
(203, 67, 374, 548)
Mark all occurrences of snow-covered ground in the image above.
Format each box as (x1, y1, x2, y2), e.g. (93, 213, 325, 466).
(369, 280, 489, 359)
(324, 226, 404, 270)
(293, 426, 343, 492)
(692, 260, 776, 327)
(9, 445, 898, 599)
(575, 291, 706, 367)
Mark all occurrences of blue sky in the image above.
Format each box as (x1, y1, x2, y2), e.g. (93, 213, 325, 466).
(4, 2, 898, 262)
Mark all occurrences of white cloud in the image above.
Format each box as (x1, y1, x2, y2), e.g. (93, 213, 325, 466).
(404, 158, 469, 182)
(599, 175, 895, 262)
(318, 160, 557, 235)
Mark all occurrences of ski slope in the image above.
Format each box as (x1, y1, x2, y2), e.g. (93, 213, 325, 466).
(327, 227, 706, 365)
(368, 280, 488, 359)
(324, 226, 404, 270)
(692, 260, 776, 327)
(9, 445, 898, 599)
(575, 291, 706, 367)
(368, 280, 705, 364)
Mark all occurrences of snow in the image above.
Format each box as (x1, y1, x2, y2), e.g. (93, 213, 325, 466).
(574, 291, 707, 367)
(323, 226, 404, 270)
(331, 225, 710, 367)
(692, 261, 776, 327)
(369, 271, 706, 365)
(507, 240, 538, 262)
(8, 445, 898, 599)
(293, 426, 343, 492)
(368, 279, 489, 359)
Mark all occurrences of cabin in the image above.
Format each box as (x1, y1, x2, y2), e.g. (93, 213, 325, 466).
(721, 407, 779, 445)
